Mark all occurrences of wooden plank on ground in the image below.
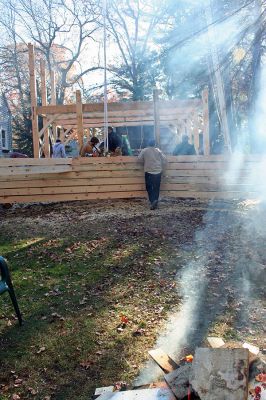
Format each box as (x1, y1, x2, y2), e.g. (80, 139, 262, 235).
(242, 342, 260, 356)
(207, 337, 225, 348)
(94, 386, 114, 398)
(148, 348, 178, 373)
(97, 388, 176, 400)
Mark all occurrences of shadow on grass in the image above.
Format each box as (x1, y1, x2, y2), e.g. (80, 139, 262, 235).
(0, 230, 177, 400)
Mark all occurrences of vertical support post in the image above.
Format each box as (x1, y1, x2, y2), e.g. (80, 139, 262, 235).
(50, 70, 57, 142)
(153, 88, 160, 146)
(193, 112, 200, 154)
(28, 43, 39, 158)
(76, 90, 84, 152)
(40, 59, 49, 157)
(50, 70, 56, 105)
(202, 88, 210, 155)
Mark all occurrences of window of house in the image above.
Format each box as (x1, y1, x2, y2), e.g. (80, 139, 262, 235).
(1, 129, 7, 149)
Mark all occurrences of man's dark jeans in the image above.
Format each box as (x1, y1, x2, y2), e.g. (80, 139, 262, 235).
(145, 172, 162, 204)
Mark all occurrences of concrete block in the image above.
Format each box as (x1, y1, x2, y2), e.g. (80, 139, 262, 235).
(164, 364, 192, 399)
(190, 348, 249, 400)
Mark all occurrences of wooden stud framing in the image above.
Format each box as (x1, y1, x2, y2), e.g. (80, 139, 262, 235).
(28, 44, 209, 158)
(50, 69, 57, 144)
(202, 88, 210, 155)
(76, 90, 84, 151)
(193, 113, 200, 154)
(40, 59, 49, 157)
(28, 44, 39, 158)
(38, 115, 61, 138)
(153, 88, 160, 146)
(50, 70, 56, 105)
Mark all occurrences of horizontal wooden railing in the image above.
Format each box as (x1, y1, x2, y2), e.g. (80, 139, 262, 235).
(0, 155, 264, 204)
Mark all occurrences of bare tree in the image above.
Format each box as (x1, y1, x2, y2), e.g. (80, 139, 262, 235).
(105, 0, 166, 100)
(1, 0, 102, 103)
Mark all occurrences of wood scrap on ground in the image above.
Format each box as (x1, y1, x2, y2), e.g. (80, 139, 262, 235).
(94, 386, 114, 399)
(94, 338, 265, 399)
(148, 348, 179, 373)
(207, 336, 225, 348)
(96, 388, 176, 400)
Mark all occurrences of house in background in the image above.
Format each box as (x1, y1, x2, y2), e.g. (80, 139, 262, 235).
(0, 93, 12, 156)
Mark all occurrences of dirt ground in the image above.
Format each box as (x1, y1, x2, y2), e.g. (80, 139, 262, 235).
(0, 198, 265, 399)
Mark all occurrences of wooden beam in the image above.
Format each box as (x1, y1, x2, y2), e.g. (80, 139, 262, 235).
(36, 99, 202, 115)
(64, 130, 77, 146)
(40, 59, 49, 157)
(202, 88, 210, 155)
(50, 70, 56, 105)
(76, 90, 84, 151)
(28, 43, 39, 158)
(38, 114, 61, 138)
(193, 112, 200, 154)
(50, 69, 57, 142)
(153, 89, 160, 146)
(61, 127, 73, 144)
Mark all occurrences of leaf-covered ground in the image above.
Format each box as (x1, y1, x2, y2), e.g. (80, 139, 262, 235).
(0, 198, 265, 399)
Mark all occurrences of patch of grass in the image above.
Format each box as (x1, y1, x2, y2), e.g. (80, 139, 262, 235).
(0, 218, 181, 400)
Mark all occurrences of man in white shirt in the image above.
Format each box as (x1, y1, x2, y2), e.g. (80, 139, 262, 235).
(138, 139, 167, 210)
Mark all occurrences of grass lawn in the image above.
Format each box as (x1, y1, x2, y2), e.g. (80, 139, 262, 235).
(0, 199, 265, 399)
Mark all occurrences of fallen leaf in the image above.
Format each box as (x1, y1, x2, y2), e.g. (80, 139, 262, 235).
(256, 373, 266, 383)
(28, 387, 38, 395)
(80, 360, 94, 369)
(121, 315, 129, 324)
(12, 394, 21, 400)
(14, 378, 23, 387)
(36, 346, 46, 354)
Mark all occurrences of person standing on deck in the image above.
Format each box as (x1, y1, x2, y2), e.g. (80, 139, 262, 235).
(173, 134, 196, 155)
(138, 139, 167, 210)
(80, 137, 100, 157)
(52, 139, 66, 158)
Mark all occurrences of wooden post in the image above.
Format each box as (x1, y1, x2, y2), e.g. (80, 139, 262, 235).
(76, 90, 84, 152)
(28, 43, 39, 158)
(153, 88, 160, 146)
(40, 59, 49, 157)
(202, 88, 210, 155)
(50, 69, 57, 142)
(50, 70, 56, 105)
(193, 112, 200, 154)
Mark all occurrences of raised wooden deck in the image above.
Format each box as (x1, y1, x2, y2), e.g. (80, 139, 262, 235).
(0, 155, 263, 204)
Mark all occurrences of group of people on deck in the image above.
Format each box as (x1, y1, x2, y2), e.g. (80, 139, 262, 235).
(52, 129, 197, 210)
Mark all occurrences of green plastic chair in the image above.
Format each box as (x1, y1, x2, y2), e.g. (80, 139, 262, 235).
(0, 256, 22, 326)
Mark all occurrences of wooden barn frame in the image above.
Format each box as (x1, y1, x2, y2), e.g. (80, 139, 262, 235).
(28, 44, 210, 158)
(2, 44, 259, 206)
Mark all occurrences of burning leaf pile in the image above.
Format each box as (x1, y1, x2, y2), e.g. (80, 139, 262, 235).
(93, 336, 266, 400)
